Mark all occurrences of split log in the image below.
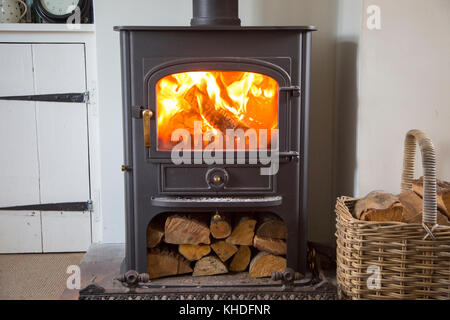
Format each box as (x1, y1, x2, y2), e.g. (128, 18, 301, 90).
(193, 256, 228, 276)
(147, 248, 193, 279)
(146, 216, 165, 248)
(360, 203, 404, 222)
(146, 224, 165, 249)
(164, 215, 210, 245)
(399, 190, 450, 225)
(178, 244, 211, 261)
(226, 216, 257, 246)
(229, 246, 251, 272)
(249, 252, 286, 278)
(437, 180, 450, 211)
(255, 214, 287, 240)
(210, 213, 232, 239)
(413, 178, 450, 219)
(399, 190, 423, 224)
(253, 235, 286, 256)
(211, 241, 238, 262)
(354, 191, 403, 222)
(443, 192, 450, 218)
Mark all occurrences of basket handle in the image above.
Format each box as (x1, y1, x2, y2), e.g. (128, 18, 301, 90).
(401, 130, 437, 225)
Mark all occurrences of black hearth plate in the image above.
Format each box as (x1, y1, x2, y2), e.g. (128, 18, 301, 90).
(65, 244, 338, 301)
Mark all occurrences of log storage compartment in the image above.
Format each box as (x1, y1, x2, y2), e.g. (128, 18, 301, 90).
(147, 213, 288, 279)
(115, 0, 316, 281)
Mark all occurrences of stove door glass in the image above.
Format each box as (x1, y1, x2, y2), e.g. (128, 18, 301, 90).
(156, 71, 279, 151)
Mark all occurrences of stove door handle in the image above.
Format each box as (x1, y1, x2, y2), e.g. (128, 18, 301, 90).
(279, 86, 301, 97)
(142, 109, 154, 148)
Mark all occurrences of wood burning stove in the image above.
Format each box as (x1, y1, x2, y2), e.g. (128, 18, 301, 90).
(115, 0, 316, 277)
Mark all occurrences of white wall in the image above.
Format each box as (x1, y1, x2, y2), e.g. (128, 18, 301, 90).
(94, 0, 191, 243)
(334, 1, 362, 198)
(94, 0, 356, 244)
(357, 0, 450, 197)
(94, 0, 450, 244)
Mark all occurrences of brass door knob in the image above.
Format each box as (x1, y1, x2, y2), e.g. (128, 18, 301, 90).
(121, 165, 132, 172)
(213, 175, 222, 183)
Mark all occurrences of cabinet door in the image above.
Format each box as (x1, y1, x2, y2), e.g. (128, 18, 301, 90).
(32, 44, 91, 252)
(0, 44, 42, 253)
(0, 43, 92, 253)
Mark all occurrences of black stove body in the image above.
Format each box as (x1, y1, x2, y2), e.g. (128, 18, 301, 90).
(115, 0, 315, 275)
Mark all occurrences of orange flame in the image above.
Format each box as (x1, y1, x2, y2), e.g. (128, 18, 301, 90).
(156, 71, 278, 150)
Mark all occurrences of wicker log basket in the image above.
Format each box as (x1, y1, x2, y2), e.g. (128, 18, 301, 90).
(336, 130, 450, 300)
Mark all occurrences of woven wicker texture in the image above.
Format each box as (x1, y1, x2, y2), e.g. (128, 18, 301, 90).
(336, 130, 450, 300)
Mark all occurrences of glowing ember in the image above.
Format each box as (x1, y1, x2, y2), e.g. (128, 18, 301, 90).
(156, 71, 278, 150)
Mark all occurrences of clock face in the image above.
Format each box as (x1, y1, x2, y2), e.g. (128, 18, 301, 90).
(41, 0, 81, 16)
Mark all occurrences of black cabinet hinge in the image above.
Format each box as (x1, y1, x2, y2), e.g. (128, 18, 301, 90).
(0, 201, 93, 212)
(0, 92, 89, 103)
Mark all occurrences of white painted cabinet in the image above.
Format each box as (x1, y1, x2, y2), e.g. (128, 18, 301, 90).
(0, 43, 92, 253)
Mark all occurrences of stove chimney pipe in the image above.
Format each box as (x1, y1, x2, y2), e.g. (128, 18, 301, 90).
(191, 0, 241, 27)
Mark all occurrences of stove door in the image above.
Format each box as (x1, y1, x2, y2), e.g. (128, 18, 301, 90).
(143, 58, 294, 160)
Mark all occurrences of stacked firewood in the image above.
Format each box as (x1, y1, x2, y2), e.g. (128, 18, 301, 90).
(146, 213, 287, 279)
(353, 177, 450, 224)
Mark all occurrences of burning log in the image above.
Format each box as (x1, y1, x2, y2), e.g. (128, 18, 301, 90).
(147, 248, 193, 279)
(229, 245, 251, 272)
(210, 213, 232, 239)
(249, 252, 286, 279)
(193, 256, 228, 276)
(178, 244, 211, 261)
(211, 241, 238, 262)
(184, 86, 249, 133)
(216, 72, 241, 111)
(255, 214, 287, 240)
(226, 216, 257, 246)
(253, 235, 286, 256)
(164, 215, 211, 245)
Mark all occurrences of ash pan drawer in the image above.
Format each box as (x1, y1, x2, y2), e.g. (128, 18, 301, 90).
(160, 165, 275, 194)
